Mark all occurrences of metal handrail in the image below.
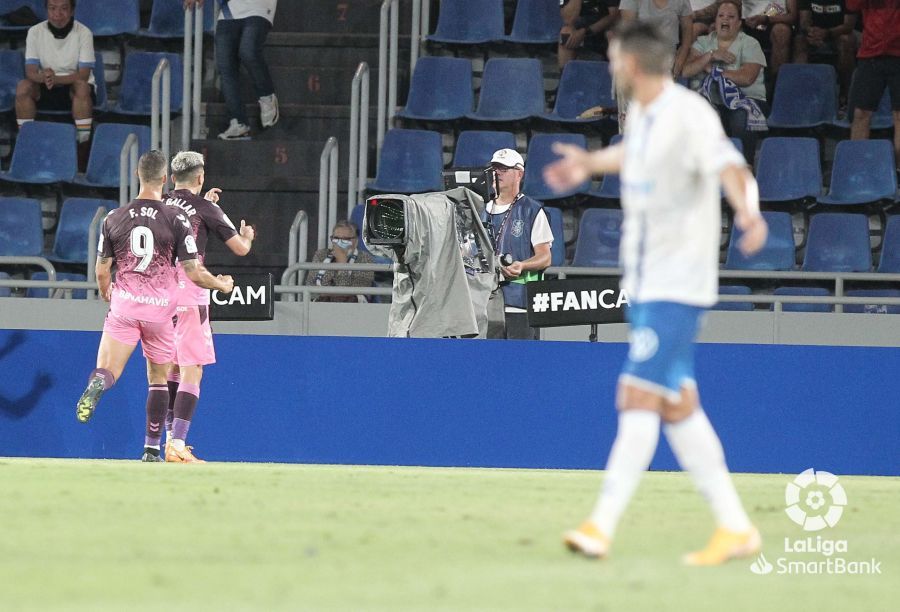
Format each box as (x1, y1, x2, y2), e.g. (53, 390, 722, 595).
(348, 62, 370, 217)
(150, 58, 172, 164)
(181, 2, 207, 147)
(86, 206, 106, 300)
(318, 137, 339, 250)
(192, 1, 204, 141)
(118, 133, 138, 206)
(285, 210, 309, 302)
(410, 0, 429, 72)
(376, 0, 399, 157)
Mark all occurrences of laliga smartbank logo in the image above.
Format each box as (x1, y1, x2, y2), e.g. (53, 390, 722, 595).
(749, 469, 882, 576)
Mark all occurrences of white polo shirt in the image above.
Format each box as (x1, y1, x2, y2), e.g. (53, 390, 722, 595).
(217, 0, 278, 24)
(619, 82, 744, 307)
(25, 20, 95, 86)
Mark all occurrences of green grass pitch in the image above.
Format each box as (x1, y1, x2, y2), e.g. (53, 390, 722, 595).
(0, 459, 896, 611)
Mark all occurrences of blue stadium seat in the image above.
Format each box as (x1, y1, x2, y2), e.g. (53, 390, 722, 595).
(467, 58, 545, 122)
(542, 61, 616, 123)
(368, 129, 443, 193)
(844, 289, 900, 314)
(452, 131, 516, 167)
(725, 211, 795, 270)
(587, 134, 622, 200)
(767, 64, 838, 129)
(74, 123, 151, 188)
(833, 89, 893, 130)
(756, 137, 822, 203)
(817, 140, 897, 206)
(27, 272, 87, 299)
(38, 52, 107, 114)
(802, 213, 871, 272)
(396, 57, 473, 121)
(523, 133, 590, 200)
(75, 0, 139, 36)
(0, 271, 10, 297)
(772, 287, 832, 312)
(428, 0, 505, 45)
(572, 208, 622, 268)
(877, 215, 900, 273)
(0, 121, 77, 184)
(0, 0, 45, 31)
(141, 0, 214, 38)
(50, 198, 113, 264)
(544, 206, 566, 266)
(713, 285, 754, 311)
(0, 50, 24, 113)
(0, 197, 44, 256)
(504, 0, 563, 44)
(113, 52, 184, 115)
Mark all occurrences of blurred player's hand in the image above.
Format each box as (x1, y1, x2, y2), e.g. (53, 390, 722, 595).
(239, 220, 255, 241)
(735, 212, 768, 256)
(217, 274, 234, 294)
(544, 143, 591, 193)
(204, 188, 221, 203)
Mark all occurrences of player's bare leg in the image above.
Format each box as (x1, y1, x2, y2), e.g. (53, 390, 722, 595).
(76, 333, 135, 423)
(564, 384, 663, 558)
(662, 385, 760, 565)
(141, 360, 171, 462)
(165, 364, 205, 463)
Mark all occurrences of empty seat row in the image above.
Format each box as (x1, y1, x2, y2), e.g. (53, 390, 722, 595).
(0, 0, 214, 37)
(575, 210, 900, 273)
(0, 121, 151, 186)
(0, 196, 113, 263)
(398, 57, 615, 123)
(429, 0, 561, 45)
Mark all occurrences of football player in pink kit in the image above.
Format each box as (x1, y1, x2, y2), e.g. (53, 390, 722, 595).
(75, 150, 235, 464)
(162, 151, 255, 463)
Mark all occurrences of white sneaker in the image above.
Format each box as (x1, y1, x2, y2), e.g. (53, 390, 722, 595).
(218, 118, 251, 140)
(259, 93, 279, 128)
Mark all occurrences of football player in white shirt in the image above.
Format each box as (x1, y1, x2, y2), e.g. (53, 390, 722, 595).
(545, 21, 768, 566)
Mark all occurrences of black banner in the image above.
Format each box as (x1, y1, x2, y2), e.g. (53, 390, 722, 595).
(209, 273, 274, 321)
(526, 278, 628, 327)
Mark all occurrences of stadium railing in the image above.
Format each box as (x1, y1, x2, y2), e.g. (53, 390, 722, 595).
(319, 137, 339, 251)
(181, 1, 207, 148)
(348, 62, 370, 216)
(119, 133, 139, 207)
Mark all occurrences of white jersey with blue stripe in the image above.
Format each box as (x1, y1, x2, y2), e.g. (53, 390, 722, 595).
(619, 82, 745, 307)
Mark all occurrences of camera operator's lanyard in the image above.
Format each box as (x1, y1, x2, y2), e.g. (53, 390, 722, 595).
(488, 193, 523, 253)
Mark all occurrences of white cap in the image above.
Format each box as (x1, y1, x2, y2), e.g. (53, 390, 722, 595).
(490, 148, 524, 170)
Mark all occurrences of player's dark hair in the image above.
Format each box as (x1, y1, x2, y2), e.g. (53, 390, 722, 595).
(138, 150, 168, 183)
(46, 0, 76, 9)
(716, 0, 742, 19)
(612, 21, 673, 76)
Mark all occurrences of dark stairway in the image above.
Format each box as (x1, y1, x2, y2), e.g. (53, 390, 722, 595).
(199, 0, 412, 277)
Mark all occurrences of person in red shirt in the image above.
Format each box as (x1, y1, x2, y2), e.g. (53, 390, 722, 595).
(846, 0, 900, 167)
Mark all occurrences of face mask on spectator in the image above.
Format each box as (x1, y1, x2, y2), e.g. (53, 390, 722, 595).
(332, 238, 354, 250)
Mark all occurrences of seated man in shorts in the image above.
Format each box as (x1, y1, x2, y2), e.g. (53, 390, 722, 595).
(16, 0, 96, 143)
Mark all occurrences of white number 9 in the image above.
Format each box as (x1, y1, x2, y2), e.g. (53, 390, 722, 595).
(130, 226, 155, 272)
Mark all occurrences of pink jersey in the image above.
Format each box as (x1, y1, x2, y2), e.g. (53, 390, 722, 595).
(164, 189, 239, 306)
(98, 199, 198, 322)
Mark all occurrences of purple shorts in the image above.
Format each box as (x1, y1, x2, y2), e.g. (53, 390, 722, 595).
(103, 311, 176, 364)
(174, 305, 216, 366)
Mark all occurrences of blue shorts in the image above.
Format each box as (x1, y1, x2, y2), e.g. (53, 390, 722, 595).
(620, 301, 705, 402)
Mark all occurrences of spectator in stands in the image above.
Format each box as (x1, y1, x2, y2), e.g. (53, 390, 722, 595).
(683, 0, 768, 164)
(742, 0, 797, 80)
(793, 0, 857, 109)
(846, 0, 900, 169)
(15, 0, 95, 143)
(692, 0, 720, 36)
(484, 149, 553, 340)
(619, 0, 694, 77)
(305, 220, 375, 303)
(185, 0, 279, 140)
(559, 0, 621, 68)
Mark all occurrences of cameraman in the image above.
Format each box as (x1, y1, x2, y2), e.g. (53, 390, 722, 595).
(484, 149, 553, 340)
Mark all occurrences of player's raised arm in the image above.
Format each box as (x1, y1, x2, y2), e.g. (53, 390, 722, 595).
(721, 164, 767, 257)
(224, 220, 255, 256)
(180, 259, 234, 294)
(543, 142, 624, 194)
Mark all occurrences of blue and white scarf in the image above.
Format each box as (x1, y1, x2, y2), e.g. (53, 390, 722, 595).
(699, 66, 768, 132)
